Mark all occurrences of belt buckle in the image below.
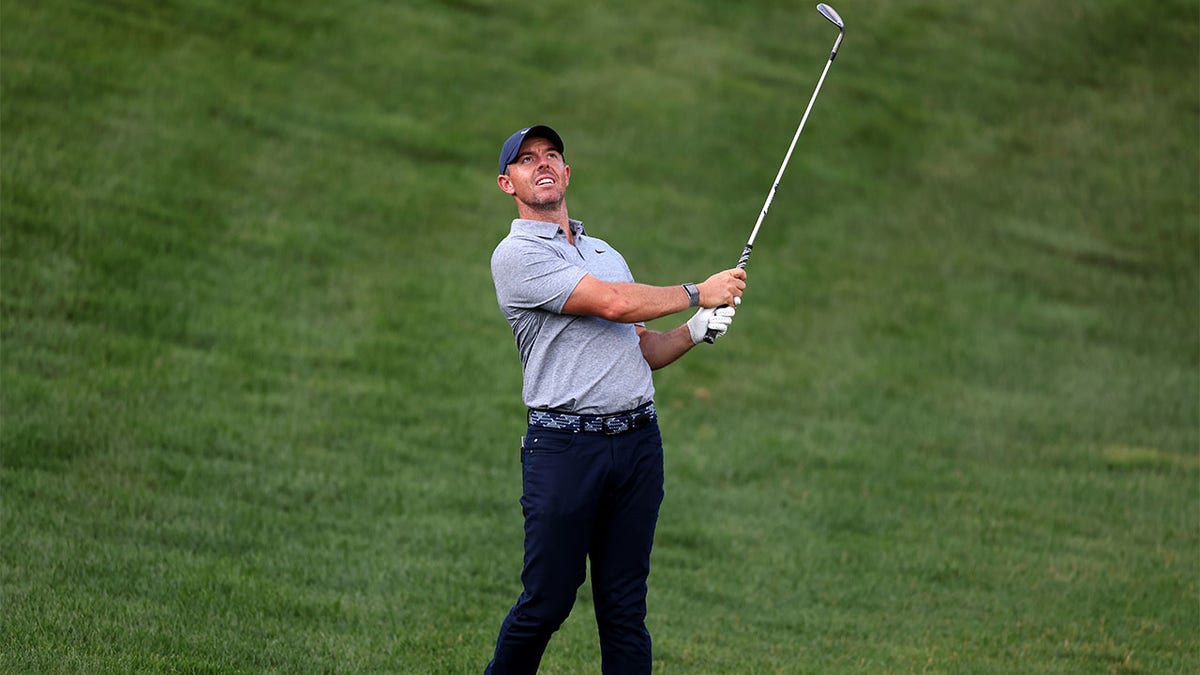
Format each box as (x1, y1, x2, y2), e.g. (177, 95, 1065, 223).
(601, 411, 652, 435)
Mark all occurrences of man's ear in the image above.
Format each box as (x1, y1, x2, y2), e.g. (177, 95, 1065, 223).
(497, 174, 516, 195)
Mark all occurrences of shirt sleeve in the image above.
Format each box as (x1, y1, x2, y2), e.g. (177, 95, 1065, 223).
(491, 237, 589, 315)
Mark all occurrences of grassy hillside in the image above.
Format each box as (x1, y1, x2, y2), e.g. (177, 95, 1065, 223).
(3, 0, 1197, 672)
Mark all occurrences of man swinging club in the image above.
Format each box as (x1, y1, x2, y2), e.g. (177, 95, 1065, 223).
(485, 124, 746, 674)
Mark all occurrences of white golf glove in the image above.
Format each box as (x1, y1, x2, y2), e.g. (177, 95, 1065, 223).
(688, 305, 737, 344)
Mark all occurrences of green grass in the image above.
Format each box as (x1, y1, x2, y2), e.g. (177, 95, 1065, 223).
(3, 0, 1197, 672)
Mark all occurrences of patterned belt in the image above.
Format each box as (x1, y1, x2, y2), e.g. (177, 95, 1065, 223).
(528, 401, 657, 435)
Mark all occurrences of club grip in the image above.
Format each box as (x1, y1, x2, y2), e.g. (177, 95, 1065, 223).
(701, 244, 753, 344)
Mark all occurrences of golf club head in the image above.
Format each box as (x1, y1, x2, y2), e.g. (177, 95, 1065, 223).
(817, 3, 844, 30)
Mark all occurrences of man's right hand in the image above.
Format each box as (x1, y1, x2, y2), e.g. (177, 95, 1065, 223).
(697, 268, 747, 308)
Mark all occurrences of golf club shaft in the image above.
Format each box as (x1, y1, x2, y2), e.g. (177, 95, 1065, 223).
(703, 8, 844, 343)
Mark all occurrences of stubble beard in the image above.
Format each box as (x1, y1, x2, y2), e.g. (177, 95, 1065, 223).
(522, 187, 566, 217)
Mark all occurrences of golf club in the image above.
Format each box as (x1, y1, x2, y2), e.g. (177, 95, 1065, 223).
(704, 3, 845, 343)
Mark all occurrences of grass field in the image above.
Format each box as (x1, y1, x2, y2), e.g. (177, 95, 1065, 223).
(2, 0, 1197, 672)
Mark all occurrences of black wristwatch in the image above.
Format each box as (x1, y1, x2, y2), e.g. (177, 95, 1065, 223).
(682, 283, 700, 307)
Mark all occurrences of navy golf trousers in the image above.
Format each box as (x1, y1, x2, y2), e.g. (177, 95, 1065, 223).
(485, 420, 665, 675)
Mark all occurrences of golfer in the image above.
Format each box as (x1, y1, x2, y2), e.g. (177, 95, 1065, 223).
(485, 124, 746, 674)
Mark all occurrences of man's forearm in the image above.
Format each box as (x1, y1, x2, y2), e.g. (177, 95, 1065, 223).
(563, 278, 692, 324)
(637, 324, 696, 370)
(563, 269, 746, 324)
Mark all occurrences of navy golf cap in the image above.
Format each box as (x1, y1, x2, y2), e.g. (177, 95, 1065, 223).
(498, 125, 564, 174)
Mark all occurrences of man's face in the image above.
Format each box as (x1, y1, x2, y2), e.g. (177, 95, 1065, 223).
(498, 136, 570, 209)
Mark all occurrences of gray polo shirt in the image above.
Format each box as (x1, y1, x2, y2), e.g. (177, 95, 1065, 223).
(491, 218, 656, 415)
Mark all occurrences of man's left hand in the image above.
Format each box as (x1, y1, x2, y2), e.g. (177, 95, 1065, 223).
(688, 306, 737, 344)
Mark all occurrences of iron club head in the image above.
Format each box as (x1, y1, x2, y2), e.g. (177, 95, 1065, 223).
(816, 3, 844, 30)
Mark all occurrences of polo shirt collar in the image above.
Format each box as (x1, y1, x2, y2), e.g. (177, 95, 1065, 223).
(511, 218, 586, 240)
